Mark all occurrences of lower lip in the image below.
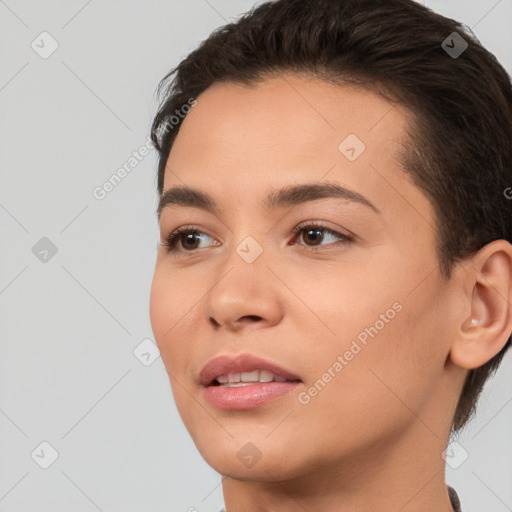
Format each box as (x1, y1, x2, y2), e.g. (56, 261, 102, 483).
(203, 381, 301, 409)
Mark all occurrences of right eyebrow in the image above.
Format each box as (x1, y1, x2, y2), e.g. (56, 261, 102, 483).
(262, 182, 380, 213)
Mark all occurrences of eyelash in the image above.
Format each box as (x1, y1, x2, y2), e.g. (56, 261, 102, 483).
(161, 222, 354, 255)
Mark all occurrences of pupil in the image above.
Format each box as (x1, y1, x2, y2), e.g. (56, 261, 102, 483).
(184, 233, 199, 249)
(305, 228, 323, 245)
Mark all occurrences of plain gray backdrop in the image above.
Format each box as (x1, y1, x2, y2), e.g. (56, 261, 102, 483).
(1, 0, 511, 511)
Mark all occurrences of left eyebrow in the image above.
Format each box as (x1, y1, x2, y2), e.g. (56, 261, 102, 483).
(157, 181, 380, 221)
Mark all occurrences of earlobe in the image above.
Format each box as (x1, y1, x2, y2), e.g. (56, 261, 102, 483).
(449, 240, 512, 370)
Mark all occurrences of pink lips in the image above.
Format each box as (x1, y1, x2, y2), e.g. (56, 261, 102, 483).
(199, 353, 302, 409)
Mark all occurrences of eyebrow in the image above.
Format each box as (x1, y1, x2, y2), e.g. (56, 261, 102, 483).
(157, 182, 380, 220)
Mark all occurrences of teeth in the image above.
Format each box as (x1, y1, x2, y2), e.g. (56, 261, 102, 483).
(214, 370, 291, 386)
(241, 370, 259, 382)
(259, 370, 273, 382)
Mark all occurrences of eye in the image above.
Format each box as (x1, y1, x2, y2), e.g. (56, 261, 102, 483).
(160, 222, 354, 255)
(290, 222, 354, 249)
(161, 225, 217, 253)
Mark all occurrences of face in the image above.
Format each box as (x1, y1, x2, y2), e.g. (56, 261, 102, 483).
(150, 74, 464, 481)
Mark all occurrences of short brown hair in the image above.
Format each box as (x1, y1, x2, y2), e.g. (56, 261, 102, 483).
(150, 0, 512, 433)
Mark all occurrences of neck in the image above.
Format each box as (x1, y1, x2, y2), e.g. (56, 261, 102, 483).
(222, 420, 456, 512)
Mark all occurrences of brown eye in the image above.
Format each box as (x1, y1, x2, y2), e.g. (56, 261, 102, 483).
(301, 227, 325, 246)
(179, 232, 202, 250)
(162, 227, 216, 253)
(292, 223, 354, 249)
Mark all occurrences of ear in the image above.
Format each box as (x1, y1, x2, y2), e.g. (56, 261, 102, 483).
(449, 239, 512, 370)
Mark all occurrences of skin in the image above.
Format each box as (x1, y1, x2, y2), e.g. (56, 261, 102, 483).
(149, 74, 512, 512)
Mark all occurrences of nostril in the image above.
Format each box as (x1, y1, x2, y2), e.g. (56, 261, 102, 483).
(238, 315, 263, 323)
(209, 317, 221, 327)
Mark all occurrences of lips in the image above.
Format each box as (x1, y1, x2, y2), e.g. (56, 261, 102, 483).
(199, 353, 302, 387)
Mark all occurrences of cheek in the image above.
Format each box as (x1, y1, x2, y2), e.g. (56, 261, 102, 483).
(150, 262, 199, 335)
(306, 279, 447, 423)
(293, 310, 436, 448)
(149, 271, 197, 420)
(342, 284, 451, 416)
(149, 266, 190, 368)
(149, 267, 171, 346)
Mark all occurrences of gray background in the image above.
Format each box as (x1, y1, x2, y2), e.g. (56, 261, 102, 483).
(0, 1, 511, 511)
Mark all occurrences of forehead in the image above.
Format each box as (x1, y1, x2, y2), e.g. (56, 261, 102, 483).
(162, 74, 433, 234)
(164, 74, 409, 181)
(189, 74, 400, 130)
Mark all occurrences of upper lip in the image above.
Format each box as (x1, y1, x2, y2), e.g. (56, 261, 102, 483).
(199, 353, 302, 386)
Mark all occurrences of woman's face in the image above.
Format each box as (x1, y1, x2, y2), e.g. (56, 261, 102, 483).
(150, 75, 464, 481)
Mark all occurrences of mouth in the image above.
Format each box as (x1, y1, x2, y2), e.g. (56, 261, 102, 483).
(199, 353, 302, 387)
(199, 353, 303, 409)
(210, 370, 301, 387)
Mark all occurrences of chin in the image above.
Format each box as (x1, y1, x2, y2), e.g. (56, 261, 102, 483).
(190, 432, 308, 482)
(203, 453, 301, 482)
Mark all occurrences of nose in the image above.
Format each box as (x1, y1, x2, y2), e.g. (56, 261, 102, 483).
(202, 250, 285, 333)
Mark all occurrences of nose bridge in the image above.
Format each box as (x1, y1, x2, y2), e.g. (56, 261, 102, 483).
(214, 230, 268, 297)
(202, 227, 283, 329)
(234, 232, 267, 266)
(220, 204, 272, 268)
